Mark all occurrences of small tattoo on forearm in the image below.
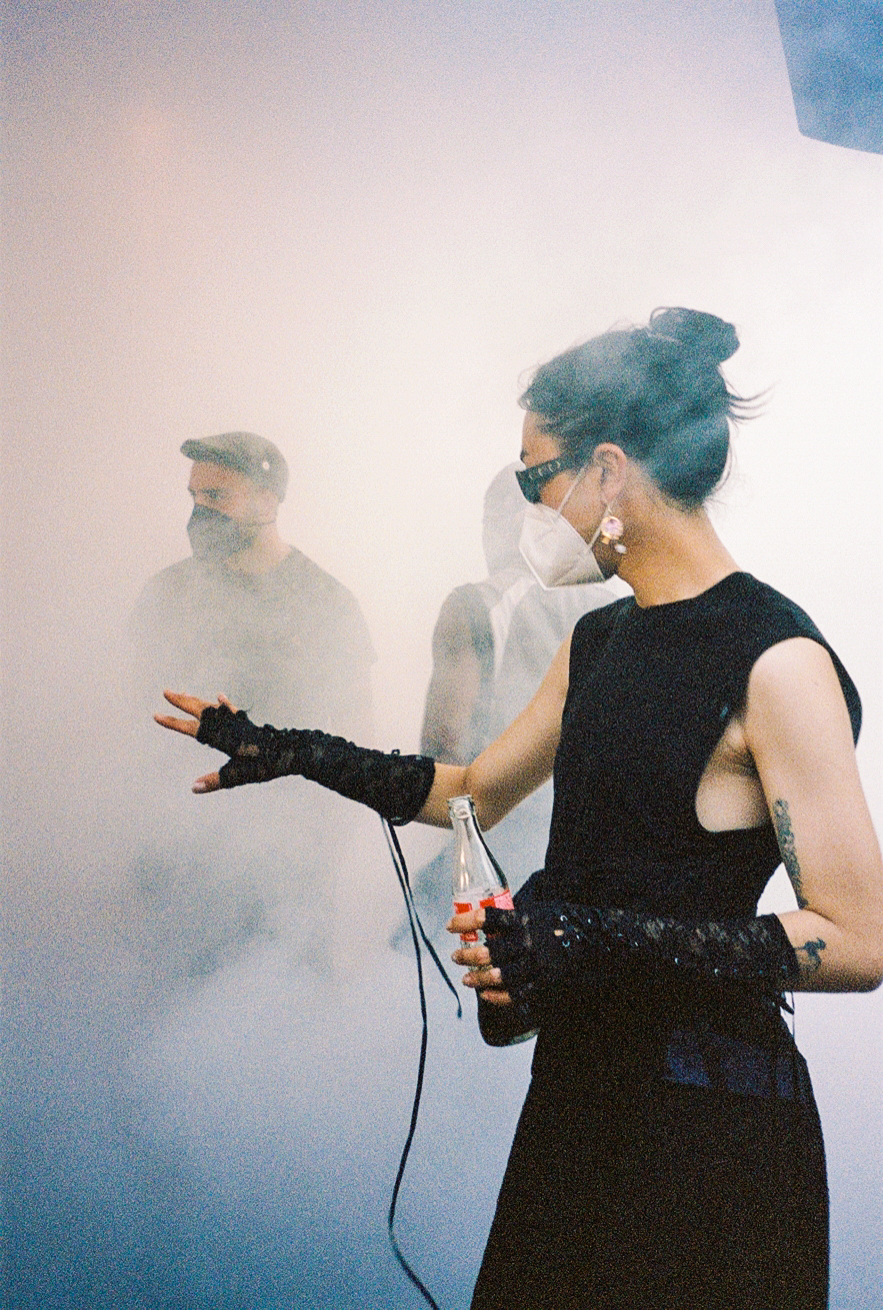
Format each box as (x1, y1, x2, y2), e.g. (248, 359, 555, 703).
(772, 799, 807, 909)
(797, 938, 826, 972)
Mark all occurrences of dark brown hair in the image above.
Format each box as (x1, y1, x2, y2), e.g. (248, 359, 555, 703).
(519, 308, 753, 508)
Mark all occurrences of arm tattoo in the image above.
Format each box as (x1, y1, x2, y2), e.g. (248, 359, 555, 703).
(772, 798, 807, 909)
(772, 800, 826, 976)
(796, 937, 826, 973)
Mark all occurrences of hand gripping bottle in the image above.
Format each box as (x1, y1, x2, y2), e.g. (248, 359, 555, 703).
(448, 794, 514, 942)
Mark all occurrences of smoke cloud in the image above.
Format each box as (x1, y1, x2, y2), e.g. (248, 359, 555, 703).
(3, 2, 880, 1307)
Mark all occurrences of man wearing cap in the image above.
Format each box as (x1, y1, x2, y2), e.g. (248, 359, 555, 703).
(132, 432, 374, 736)
(130, 432, 375, 982)
(181, 431, 292, 577)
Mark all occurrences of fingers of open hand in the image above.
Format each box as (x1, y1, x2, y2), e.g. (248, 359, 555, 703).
(161, 689, 211, 716)
(192, 772, 221, 793)
(156, 691, 241, 738)
(154, 713, 200, 736)
(155, 692, 205, 734)
(152, 692, 227, 795)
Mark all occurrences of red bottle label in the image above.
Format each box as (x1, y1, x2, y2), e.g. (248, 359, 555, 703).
(454, 890, 514, 941)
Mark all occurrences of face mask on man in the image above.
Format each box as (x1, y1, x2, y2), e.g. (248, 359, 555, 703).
(518, 471, 606, 588)
(187, 504, 260, 561)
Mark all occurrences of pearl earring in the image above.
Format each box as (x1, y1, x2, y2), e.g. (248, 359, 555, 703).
(599, 513, 627, 555)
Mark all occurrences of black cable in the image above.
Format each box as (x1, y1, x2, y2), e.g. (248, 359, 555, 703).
(382, 819, 461, 1310)
(387, 823, 462, 1017)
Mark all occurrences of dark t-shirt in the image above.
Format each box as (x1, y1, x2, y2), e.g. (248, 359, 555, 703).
(129, 548, 376, 979)
(131, 547, 375, 736)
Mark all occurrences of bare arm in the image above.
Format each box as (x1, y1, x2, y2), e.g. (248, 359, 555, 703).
(155, 635, 572, 831)
(744, 637, 883, 991)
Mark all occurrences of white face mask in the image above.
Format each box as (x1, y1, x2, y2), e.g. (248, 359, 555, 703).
(518, 472, 606, 588)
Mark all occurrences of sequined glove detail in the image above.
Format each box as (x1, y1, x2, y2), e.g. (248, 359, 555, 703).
(482, 903, 800, 1006)
(195, 703, 436, 824)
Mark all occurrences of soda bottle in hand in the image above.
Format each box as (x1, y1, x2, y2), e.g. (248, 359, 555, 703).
(448, 794, 514, 942)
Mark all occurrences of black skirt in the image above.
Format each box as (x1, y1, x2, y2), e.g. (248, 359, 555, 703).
(471, 990, 828, 1310)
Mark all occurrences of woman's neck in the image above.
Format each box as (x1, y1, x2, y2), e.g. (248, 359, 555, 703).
(616, 506, 740, 608)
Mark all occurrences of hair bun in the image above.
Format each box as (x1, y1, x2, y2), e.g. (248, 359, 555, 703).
(647, 307, 739, 365)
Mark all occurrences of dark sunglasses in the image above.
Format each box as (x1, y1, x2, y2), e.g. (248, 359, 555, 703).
(515, 456, 576, 503)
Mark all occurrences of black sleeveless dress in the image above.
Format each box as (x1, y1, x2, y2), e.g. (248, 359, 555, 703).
(471, 572, 860, 1310)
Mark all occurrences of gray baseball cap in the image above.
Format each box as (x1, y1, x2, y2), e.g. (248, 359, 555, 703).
(180, 431, 289, 500)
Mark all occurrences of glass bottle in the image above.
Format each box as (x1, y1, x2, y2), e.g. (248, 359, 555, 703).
(448, 794, 514, 943)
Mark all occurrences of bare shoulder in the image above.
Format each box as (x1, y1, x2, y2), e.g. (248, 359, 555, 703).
(750, 634, 838, 676)
(744, 636, 856, 764)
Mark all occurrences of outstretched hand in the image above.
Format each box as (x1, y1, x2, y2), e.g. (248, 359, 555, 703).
(154, 690, 238, 793)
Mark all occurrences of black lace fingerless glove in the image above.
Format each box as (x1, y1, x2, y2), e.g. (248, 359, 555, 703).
(195, 703, 436, 824)
(482, 903, 801, 1014)
(476, 874, 544, 1047)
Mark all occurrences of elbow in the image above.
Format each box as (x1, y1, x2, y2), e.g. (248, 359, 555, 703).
(866, 905, 883, 989)
(852, 923, 883, 991)
(858, 950, 883, 992)
(829, 884, 883, 990)
(806, 916, 883, 992)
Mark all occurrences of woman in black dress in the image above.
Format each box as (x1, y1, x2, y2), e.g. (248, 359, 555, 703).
(158, 309, 883, 1309)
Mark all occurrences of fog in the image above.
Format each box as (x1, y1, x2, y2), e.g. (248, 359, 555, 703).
(2, 2, 881, 1307)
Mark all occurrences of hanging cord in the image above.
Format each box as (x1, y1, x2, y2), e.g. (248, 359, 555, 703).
(386, 822, 462, 1015)
(382, 819, 461, 1310)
